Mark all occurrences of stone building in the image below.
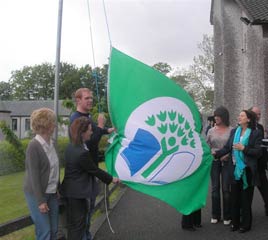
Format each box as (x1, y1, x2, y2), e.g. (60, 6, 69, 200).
(210, 0, 268, 127)
(0, 100, 71, 140)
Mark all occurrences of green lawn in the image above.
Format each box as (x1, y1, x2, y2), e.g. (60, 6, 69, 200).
(0, 163, 108, 239)
(0, 168, 70, 224)
(0, 171, 29, 224)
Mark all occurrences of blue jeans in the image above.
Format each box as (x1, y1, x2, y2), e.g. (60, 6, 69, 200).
(211, 160, 231, 220)
(25, 192, 59, 240)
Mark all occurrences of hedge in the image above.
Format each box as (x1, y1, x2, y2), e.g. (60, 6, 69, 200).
(0, 135, 109, 176)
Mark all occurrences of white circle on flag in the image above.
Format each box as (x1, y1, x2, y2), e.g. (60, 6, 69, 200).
(115, 97, 203, 185)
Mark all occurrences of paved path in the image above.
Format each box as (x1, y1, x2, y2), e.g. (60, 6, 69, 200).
(94, 186, 268, 240)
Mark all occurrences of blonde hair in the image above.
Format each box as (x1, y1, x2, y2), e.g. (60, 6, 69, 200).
(30, 108, 56, 134)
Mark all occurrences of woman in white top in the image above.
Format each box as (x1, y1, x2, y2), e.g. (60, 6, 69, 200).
(207, 106, 232, 225)
(24, 108, 59, 240)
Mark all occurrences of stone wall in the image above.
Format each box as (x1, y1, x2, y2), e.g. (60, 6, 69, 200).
(263, 25, 268, 131)
(212, 0, 267, 127)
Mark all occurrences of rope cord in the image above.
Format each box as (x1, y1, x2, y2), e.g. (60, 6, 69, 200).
(102, 0, 112, 47)
(104, 184, 115, 234)
(86, 0, 101, 112)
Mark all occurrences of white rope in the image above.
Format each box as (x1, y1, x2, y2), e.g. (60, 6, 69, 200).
(86, 0, 101, 112)
(86, 0, 96, 68)
(104, 184, 115, 234)
(102, 0, 112, 47)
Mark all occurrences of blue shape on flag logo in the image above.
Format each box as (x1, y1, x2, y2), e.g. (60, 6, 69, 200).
(121, 128, 160, 176)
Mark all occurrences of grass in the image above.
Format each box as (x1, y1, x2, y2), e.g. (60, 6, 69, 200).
(0, 162, 120, 240)
(0, 171, 29, 224)
(0, 168, 67, 224)
(1, 226, 35, 240)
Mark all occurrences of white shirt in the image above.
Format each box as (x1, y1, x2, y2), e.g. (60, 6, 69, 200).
(35, 134, 59, 193)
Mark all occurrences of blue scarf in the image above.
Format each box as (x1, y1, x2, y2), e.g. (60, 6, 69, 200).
(233, 126, 251, 189)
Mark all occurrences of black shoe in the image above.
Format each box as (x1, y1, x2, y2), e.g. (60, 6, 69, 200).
(230, 225, 239, 232)
(239, 227, 250, 233)
(194, 224, 202, 228)
(265, 210, 268, 216)
(182, 226, 196, 231)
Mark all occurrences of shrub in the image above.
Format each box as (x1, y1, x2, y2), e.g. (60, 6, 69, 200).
(98, 135, 109, 162)
(57, 137, 70, 167)
(0, 137, 70, 176)
(0, 141, 24, 175)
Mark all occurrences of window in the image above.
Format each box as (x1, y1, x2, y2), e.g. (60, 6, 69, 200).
(25, 119, 31, 131)
(12, 119, 17, 131)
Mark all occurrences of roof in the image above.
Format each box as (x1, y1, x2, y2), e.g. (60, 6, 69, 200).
(236, 0, 268, 24)
(0, 102, 11, 113)
(210, 0, 268, 25)
(3, 100, 71, 117)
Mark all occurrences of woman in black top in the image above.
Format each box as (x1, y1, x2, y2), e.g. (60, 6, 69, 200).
(60, 117, 119, 239)
(214, 110, 262, 233)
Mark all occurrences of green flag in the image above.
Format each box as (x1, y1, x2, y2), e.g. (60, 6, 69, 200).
(106, 47, 213, 214)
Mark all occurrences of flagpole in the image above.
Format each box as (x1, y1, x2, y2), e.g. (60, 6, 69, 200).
(54, 0, 63, 143)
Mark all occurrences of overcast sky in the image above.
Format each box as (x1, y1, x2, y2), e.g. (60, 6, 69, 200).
(0, 0, 212, 82)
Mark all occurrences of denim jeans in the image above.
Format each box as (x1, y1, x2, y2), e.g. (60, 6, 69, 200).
(211, 160, 231, 220)
(25, 192, 59, 240)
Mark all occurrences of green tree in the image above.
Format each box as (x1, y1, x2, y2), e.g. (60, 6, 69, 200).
(0, 121, 25, 169)
(0, 81, 12, 100)
(171, 74, 188, 89)
(152, 62, 172, 75)
(184, 34, 214, 113)
(59, 63, 81, 99)
(10, 63, 54, 100)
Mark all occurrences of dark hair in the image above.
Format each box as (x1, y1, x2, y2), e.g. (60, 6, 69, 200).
(214, 106, 230, 126)
(70, 117, 92, 145)
(242, 110, 256, 130)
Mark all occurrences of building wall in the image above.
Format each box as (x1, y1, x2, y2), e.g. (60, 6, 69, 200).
(244, 23, 265, 120)
(222, 0, 244, 126)
(212, 0, 225, 107)
(263, 25, 268, 131)
(213, 0, 267, 127)
(11, 116, 69, 139)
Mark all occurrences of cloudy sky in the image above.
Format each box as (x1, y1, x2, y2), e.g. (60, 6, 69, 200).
(0, 0, 212, 82)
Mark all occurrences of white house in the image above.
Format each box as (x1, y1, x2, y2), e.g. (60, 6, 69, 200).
(0, 100, 71, 140)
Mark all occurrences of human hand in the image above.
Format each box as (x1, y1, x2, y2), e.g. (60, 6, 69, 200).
(107, 127, 115, 134)
(97, 113, 106, 128)
(38, 202, 49, 213)
(220, 154, 229, 161)
(233, 143, 245, 151)
(112, 177, 120, 184)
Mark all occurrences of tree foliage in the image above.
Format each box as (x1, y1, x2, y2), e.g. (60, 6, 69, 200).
(152, 62, 172, 75)
(3, 34, 214, 119)
(10, 63, 54, 100)
(183, 34, 214, 113)
(7, 62, 108, 101)
(0, 81, 12, 100)
(0, 121, 25, 166)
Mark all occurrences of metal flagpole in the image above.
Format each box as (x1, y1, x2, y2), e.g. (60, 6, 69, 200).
(53, 0, 63, 143)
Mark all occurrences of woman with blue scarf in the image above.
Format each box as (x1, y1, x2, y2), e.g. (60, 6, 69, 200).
(214, 110, 262, 233)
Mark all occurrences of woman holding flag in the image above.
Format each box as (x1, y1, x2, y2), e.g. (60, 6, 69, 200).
(214, 110, 262, 233)
(60, 117, 119, 239)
